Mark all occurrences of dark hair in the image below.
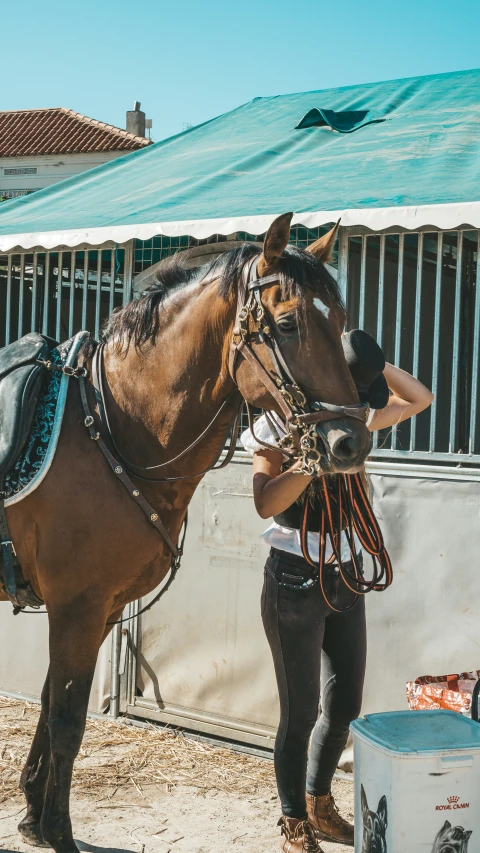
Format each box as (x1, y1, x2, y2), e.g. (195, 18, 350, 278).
(103, 242, 345, 352)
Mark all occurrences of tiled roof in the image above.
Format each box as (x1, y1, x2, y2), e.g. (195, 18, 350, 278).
(0, 107, 151, 156)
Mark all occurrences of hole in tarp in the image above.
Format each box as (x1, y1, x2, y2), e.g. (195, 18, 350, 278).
(296, 108, 386, 133)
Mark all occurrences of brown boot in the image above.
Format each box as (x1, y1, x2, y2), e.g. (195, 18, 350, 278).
(306, 792, 354, 847)
(278, 816, 326, 852)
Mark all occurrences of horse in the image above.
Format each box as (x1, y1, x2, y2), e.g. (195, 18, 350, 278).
(1, 212, 372, 852)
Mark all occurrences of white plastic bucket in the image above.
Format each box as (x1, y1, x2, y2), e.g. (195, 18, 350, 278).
(350, 709, 480, 852)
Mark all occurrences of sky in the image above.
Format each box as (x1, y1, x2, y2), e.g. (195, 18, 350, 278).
(2, 0, 480, 142)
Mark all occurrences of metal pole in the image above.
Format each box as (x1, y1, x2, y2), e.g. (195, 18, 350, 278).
(42, 252, 51, 336)
(5, 254, 12, 345)
(109, 621, 122, 718)
(429, 232, 443, 453)
(392, 234, 405, 450)
(469, 231, 480, 456)
(122, 241, 134, 305)
(94, 250, 102, 339)
(358, 237, 367, 329)
(18, 254, 25, 340)
(82, 249, 89, 330)
(31, 251, 38, 332)
(68, 251, 76, 338)
(409, 233, 423, 451)
(55, 251, 63, 341)
(449, 232, 463, 454)
(109, 249, 116, 315)
(337, 229, 349, 306)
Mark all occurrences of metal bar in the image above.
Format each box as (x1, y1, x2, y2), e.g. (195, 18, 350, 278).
(68, 251, 76, 338)
(376, 235, 385, 346)
(42, 252, 51, 336)
(358, 237, 367, 329)
(469, 232, 480, 455)
(55, 251, 63, 341)
(17, 254, 25, 339)
(392, 234, 405, 449)
(110, 621, 122, 718)
(429, 232, 443, 453)
(122, 241, 134, 305)
(449, 232, 463, 454)
(369, 446, 480, 463)
(94, 250, 102, 339)
(109, 249, 116, 315)
(409, 233, 423, 450)
(337, 229, 349, 305)
(81, 250, 89, 330)
(5, 254, 12, 345)
(31, 251, 38, 332)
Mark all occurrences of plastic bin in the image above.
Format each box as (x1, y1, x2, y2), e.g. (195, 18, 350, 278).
(350, 710, 480, 852)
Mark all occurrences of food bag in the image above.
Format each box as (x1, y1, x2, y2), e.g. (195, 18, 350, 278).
(406, 671, 480, 716)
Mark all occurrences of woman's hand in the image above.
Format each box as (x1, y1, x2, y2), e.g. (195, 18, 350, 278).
(368, 363, 434, 432)
(252, 449, 313, 520)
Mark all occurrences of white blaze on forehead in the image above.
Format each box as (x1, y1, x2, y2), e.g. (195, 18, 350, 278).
(314, 297, 330, 319)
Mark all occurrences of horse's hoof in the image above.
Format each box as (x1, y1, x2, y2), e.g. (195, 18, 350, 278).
(18, 818, 52, 848)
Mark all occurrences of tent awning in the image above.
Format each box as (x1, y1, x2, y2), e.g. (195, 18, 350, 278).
(1, 68, 480, 251)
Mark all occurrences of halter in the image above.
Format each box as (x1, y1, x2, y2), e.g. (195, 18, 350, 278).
(229, 256, 369, 476)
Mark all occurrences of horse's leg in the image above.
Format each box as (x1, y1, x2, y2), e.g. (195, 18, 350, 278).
(18, 671, 52, 847)
(38, 604, 121, 853)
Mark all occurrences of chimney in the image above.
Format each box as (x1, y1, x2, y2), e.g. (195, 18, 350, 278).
(126, 101, 146, 137)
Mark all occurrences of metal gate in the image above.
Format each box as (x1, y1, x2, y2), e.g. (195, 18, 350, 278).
(0, 243, 133, 346)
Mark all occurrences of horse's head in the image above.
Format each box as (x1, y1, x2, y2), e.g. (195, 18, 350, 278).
(231, 212, 372, 474)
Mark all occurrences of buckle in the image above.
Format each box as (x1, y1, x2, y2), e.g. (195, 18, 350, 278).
(1, 539, 16, 556)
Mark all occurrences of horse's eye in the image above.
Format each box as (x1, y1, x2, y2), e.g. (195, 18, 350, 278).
(276, 314, 297, 334)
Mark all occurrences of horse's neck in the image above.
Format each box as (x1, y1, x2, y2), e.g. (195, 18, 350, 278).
(103, 280, 237, 476)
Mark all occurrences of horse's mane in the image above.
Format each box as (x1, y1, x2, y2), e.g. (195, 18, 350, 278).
(103, 242, 345, 352)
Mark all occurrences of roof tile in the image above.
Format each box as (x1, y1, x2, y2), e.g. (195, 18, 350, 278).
(0, 107, 151, 156)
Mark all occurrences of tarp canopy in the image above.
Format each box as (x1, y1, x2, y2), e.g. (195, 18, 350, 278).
(1, 68, 480, 250)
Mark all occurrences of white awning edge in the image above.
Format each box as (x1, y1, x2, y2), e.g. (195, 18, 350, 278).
(1, 201, 480, 252)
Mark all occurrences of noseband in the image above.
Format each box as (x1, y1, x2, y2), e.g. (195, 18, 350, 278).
(229, 257, 369, 475)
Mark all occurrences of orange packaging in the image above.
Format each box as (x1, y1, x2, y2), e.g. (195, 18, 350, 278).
(406, 671, 480, 715)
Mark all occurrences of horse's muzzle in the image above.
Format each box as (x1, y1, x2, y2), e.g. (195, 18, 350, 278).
(316, 418, 372, 473)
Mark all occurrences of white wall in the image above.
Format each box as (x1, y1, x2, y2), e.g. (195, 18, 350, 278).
(0, 152, 129, 198)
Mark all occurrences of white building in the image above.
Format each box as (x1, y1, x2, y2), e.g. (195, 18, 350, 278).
(0, 104, 151, 199)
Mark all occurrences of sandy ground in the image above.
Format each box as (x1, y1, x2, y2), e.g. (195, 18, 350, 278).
(0, 698, 353, 853)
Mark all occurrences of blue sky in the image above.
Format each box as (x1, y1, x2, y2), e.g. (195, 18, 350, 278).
(3, 0, 479, 142)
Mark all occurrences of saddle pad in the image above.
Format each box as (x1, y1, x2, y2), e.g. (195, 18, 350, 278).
(2, 346, 63, 499)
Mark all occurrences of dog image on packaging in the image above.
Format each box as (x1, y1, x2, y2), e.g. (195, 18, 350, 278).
(360, 784, 388, 852)
(431, 820, 472, 852)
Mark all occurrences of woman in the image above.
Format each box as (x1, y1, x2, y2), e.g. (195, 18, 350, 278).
(241, 358, 433, 853)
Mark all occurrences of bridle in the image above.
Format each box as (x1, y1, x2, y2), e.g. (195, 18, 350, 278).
(229, 256, 370, 476)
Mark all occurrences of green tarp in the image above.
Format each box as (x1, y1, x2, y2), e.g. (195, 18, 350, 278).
(1, 68, 480, 249)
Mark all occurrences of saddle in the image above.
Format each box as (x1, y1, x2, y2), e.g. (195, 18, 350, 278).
(0, 332, 58, 611)
(0, 333, 58, 480)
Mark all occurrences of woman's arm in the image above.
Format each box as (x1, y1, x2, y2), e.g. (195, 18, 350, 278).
(369, 363, 434, 432)
(253, 449, 313, 519)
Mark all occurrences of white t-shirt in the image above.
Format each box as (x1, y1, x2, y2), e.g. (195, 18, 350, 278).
(240, 411, 374, 563)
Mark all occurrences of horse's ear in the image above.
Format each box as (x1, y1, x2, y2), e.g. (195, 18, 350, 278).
(258, 212, 293, 273)
(307, 219, 340, 263)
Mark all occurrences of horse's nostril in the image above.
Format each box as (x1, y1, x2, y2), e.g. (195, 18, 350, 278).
(332, 435, 356, 460)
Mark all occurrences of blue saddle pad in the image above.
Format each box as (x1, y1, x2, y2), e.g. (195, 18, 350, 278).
(2, 346, 64, 499)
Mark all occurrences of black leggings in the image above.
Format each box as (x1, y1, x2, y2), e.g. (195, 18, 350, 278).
(262, 548, 367, 818)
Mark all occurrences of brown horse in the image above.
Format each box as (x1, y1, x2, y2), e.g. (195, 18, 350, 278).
(2, 213, 371, 852)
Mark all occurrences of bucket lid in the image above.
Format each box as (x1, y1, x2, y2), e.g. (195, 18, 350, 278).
(351, 710, 480, 754)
